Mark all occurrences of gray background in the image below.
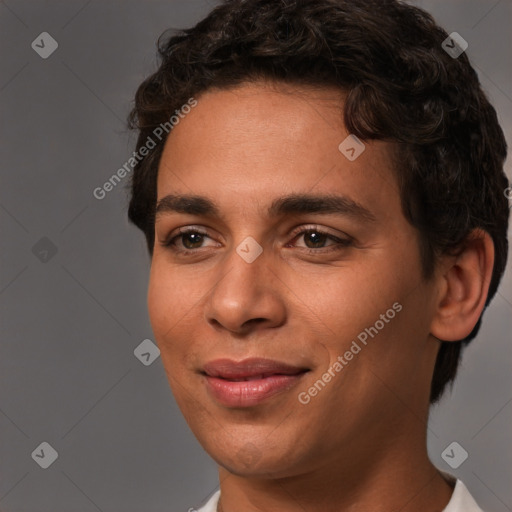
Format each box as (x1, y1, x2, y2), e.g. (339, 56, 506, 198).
(0, 1, 511, 511)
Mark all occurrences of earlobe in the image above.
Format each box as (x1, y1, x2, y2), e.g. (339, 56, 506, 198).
(430, 229, 495, 342)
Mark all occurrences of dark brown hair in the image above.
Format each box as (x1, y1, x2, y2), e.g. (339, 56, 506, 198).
(127, 0, 509, 403)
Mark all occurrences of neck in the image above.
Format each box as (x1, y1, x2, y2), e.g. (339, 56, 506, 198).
(216, 430, 454, 512)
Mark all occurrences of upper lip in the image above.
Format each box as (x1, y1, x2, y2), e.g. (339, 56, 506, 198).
(202, 358, 309, 379)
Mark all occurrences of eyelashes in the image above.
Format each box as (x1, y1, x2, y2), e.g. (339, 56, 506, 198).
(160, 225, 353, 257)
(286, 226, 353, 253)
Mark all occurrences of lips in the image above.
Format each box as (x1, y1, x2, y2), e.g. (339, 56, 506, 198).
(203, 358, 308, 379)
(202, 358, 309, 407)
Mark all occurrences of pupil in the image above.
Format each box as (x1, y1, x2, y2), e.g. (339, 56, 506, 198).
(184, 233, 203, 249)
(305, 232, 326, 248)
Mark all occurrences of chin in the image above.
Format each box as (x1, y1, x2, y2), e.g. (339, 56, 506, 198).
(204, 436, 306, 479)
(218, 456, 293, 479)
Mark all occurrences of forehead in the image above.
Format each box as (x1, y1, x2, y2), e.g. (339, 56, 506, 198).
(156, 81, 398, 220)
(159, 81, 346, 173)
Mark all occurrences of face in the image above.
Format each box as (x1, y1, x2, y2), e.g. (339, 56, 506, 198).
(148, 81, 441, 478)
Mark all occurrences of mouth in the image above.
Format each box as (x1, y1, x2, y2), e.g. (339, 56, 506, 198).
(214, 373, 296, 382)
(201, 358, 310, 407)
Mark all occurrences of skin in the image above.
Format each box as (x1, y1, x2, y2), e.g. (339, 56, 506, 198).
(147, 81, 494, 511)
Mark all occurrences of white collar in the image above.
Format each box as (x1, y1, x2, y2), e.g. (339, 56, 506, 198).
(195, 478, 484, 512)
(442, 479, 484, 512)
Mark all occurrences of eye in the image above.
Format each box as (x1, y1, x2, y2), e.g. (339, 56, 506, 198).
(161, 227, 218, 253)
(287, 225, 353, 254)
(160, 225, 353, 256)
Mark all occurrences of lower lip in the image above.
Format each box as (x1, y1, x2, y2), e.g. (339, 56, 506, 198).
(204, 373, 306, 407)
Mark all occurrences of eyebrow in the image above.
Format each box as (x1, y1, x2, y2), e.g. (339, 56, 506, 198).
(154, 193, 376, 223)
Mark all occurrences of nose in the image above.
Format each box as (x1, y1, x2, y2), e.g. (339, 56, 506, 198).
(204, 241, 287, 335)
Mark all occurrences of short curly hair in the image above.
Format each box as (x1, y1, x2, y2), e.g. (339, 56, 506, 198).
(127, 0, 509, 403)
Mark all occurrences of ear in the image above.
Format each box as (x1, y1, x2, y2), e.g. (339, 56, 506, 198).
(430, 229, 495, 342)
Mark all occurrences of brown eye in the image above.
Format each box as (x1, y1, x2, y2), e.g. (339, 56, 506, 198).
(288, 226, 353, 254)
(161, 228, 213, 252)
(302, 230, 330, 249)
(181, 232, 205, 249)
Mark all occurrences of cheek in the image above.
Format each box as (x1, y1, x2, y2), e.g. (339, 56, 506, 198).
(306, 265, 405, 337)
(147, 261, 207, 372)
(147, 266, 197, 399)
(147, 263, 187, 351)
(307, 252, 423, 368)
(147, 266, 169, 338)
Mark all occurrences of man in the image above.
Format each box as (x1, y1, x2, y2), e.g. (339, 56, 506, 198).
(127, 0, 509, 510)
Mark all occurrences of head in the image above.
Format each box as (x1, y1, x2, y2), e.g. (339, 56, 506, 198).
(127, 0, 509, 477)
